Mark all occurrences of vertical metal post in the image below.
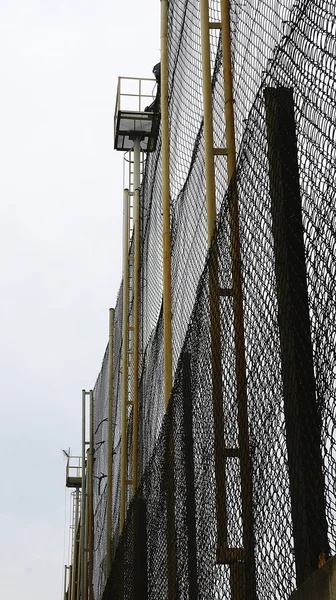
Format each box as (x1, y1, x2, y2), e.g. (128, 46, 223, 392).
(200, 0, 217, 244)
(133, 139, 141, 495)
(200, 0, 227, 566)
(161, 5, 178, 598)
(182, 352, 198, 598)
(71, 489, 79, 600)
(81, 390, 86, 600)
(120, 189, 130, 534)
(84, 448, 90, 600)
(133, 185, 140, 494)
(165, 404, 178, 600)
(161, 0, 173, 410)
(88, 390, 94, 600)
(133, 137, 141, 191)
(64, 565, 68, 600)
(220, 0, 236, 181)
(265, 86, 329, 584)
(69, 565, 73, 600)
(220, 2, 256, 596)
(76, 531, 81, 600)
(107, 307, 115, 575)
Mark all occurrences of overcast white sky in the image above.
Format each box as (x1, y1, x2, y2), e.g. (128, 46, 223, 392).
(0, 2, 159, 599)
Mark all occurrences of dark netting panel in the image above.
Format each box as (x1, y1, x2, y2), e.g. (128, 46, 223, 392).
(92, 285, 123, 599)
(138, 135, 165, 472)
(94, 0, 336, 599)
(138, 0, 225, 472)
(92, 344, 109, 599)
(168, 0, 222, 377)
(111, 285, 123, 559)
(138, 308, 165, 473)
(230, 0, 296, 146)
(126, 235, 135, 515)
(140, 136, 163, 355)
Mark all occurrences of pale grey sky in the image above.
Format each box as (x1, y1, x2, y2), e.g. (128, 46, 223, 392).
(0, 1, 159, 599)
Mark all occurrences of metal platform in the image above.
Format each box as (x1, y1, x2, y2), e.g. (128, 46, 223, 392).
(114, 77, 160, 153)
(66, 455, 82, 488)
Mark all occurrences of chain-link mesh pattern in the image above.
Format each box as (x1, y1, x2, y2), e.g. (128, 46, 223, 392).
(91, 0, 336, 598)
(92, 285, 123, 599)
(92, 343, 109, 599)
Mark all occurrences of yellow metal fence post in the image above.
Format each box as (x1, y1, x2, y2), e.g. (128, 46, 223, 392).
(107, 307, 115, 575)
(71, 490, 79, 600)
(76, 514, 81, 600)
(220, 0, 255, 594)
(133, 189, 140, 494)
(84, 447, 90, 600)
(88, 390, 94, 600)
(200, 0, 228, 563)
(120, 189, 130, 534)
(81, 390, 87, 600)
(161, 3, 178, 599)
(68, 565, 72, 600)
(200, 0, 217, 243)
(161, 0, 173, 411)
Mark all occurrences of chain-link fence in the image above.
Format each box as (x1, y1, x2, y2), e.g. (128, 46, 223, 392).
(91, 0, 336, 598)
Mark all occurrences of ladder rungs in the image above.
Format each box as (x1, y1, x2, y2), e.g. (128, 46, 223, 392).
(214, 147, 228, 155)
(209, 21, 222, 29)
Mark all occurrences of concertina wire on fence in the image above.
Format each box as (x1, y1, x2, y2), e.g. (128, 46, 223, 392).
(91, 0, 336, 598)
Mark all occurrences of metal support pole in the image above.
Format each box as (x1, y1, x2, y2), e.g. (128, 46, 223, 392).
(219, 1, 256, 594)
(84, 447, 90, 600)
(161, 0, 173, 410)
(265, 86, 329, 584)
(64, 565, 68, 600)
(200, 0, 227, 565)
(76, 529, 81, 600)
(161, 5, 177, 598)
(107, 307, 115, 576)
(200, 0, 217, 244)
(220, 0, 236, 182)
(71, 489, 79, 600)
(133, 137, 141, 191)
(165, 406, 178, 600)
(88, 390, 94, 600)
(81, 390, 86, 600)
(133, 186, 140, 494)
(120, 189, 130, 534)
(69, 565, 73, 600)
(133, 139, 141, 495)
(182, 352, 198, 598)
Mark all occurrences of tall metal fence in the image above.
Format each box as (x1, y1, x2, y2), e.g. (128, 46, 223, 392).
(91, 0, 336, 598)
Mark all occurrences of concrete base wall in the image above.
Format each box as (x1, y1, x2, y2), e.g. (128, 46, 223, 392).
(290, 556, 336, 600)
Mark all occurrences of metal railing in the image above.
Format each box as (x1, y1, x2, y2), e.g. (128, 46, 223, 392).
(114, 76, 157, 116)
(66, 456, 82, 487)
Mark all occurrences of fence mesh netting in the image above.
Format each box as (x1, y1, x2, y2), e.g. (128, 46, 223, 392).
(91, 0, 336, 598)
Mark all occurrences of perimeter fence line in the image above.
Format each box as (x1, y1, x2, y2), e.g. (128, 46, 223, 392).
(90, 0, 336, 598)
